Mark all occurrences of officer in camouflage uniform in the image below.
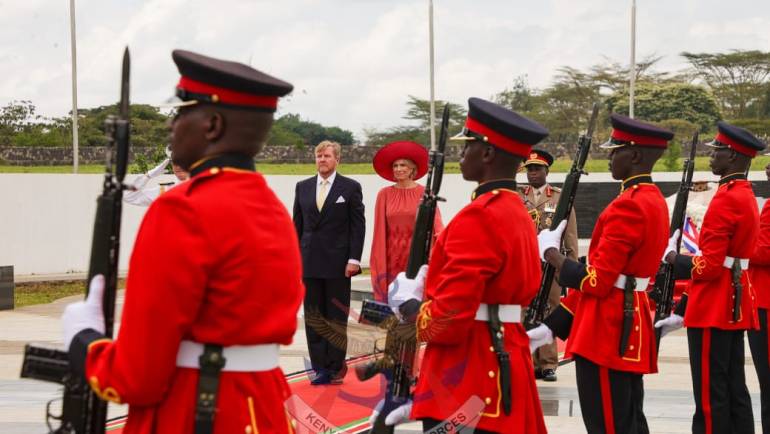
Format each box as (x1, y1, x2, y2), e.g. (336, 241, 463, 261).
(519, 149, 578, 381)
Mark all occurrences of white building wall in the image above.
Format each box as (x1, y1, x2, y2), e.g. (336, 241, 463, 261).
(0, 171, 765, 276)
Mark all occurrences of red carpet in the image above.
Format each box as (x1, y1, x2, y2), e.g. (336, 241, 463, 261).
(106, 341, 568, 433)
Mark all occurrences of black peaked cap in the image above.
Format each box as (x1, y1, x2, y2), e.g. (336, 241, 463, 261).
(173, 50, 293, 97)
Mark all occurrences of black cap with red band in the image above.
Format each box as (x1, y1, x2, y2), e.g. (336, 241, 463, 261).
(601, 113, 674, 149)
(453, 97, 549, 158)
(706, 121, 767, 157)
(170, 50, 293, 112)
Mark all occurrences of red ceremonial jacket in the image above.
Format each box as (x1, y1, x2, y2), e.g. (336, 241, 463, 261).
(559, 178, 668, 374)
(683, 178, 760, 329)
(410, 182, 546, 434)
(750, 199, 770, 310)
(83, 161, 304, 434)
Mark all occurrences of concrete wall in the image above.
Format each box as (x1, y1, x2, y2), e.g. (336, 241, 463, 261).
(1, 172, 768, 277)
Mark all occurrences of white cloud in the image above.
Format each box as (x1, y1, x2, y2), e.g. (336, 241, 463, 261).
(0, 0, 768, 142)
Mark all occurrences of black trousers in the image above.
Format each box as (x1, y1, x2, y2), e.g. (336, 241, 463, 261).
(687, 327, 754, 434)
(574, 355, 649, 434)
(422, 418, 496, 433)
(303, 277, 350, 374)
(749, 308, 770, 434)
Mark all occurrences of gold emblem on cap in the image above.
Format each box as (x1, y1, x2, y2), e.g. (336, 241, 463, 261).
(210, 167, 220, 175)
(211, 94, 220, 103)
(530, 152, 538, 160)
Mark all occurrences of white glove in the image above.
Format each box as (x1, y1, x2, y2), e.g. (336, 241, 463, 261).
(387, 265, 428, 309)
(527, 323, 554, 353)
(654, 313, 684, 337)
(164, 145, 172, 158)
(537, 220, 567, 261)
(147, 157, 171, 178)
(662, 229, 681, 262)
(369, 399, 413, 426)
(62, 275, 106, 351)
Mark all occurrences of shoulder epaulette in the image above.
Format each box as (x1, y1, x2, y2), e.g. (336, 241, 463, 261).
(186, 167, 223, 194)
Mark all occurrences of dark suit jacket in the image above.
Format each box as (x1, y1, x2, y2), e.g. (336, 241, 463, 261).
(293, 173, 365, 279)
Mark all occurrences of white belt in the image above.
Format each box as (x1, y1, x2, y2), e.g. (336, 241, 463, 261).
(474, 304, 521, 322)
(613, 274, 650, 291)
(176, 340, 280, 372)
(723, 256, 749, 269)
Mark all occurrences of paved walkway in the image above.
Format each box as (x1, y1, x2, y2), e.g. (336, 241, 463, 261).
(0, 279, 763, 433)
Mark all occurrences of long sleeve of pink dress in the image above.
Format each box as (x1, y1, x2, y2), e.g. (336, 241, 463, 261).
(370, 185, 444, 301)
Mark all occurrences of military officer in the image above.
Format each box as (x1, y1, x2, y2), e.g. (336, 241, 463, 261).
(518, 148, 578, 382)
(657, 121, 766, 434)
(530, 114, 673, 433)
(381, 98, 549, 433)
(124, 153, 190, 207)
(749, 155, 770, 434)
(61, 50, 304, 434)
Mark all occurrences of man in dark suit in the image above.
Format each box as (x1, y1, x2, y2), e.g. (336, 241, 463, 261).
(293, 140, 365, 385)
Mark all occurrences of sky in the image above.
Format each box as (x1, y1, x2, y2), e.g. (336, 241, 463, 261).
(0, 0, 769, 143)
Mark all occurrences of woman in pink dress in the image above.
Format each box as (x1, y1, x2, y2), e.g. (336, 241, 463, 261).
(370, 141, 444, 301)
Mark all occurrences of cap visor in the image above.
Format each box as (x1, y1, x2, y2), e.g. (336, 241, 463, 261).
(524, 160, 548, 167)
(450, 131, 475, 141)
(157, 95, 199, 109)
(599, 139, 626, 149)
(704, 140, 726, 149)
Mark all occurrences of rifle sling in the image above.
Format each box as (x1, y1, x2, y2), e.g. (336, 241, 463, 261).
(195, 344, 226, 434)
(485, 304, 512, 415)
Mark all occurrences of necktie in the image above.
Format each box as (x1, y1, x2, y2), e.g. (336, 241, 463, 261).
(317, 179, 328, 211)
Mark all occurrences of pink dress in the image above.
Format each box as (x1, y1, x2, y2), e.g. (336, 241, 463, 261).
(369, 185, 444, 301)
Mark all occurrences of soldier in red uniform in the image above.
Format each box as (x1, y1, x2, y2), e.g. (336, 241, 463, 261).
(381, 98, 548, 433)
(60, 50, 303, 434)
(530, 114, 673, 434)
(750, 157, 770, 434)
(656, 121, 766, 434)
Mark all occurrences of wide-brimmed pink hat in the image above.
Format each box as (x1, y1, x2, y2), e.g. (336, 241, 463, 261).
(372, 141, 429, 182)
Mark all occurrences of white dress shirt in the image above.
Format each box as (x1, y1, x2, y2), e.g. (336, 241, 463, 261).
(316, 171, 360, 267)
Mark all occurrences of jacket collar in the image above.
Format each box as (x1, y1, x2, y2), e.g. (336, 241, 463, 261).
(189, 153, 255, 178)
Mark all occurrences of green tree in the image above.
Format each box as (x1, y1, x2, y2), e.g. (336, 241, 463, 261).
(363, 96, 466, 148)
(606, 83, 721, 131)
(363, 126, 428, 148)
(681, 50, 770, 118)
(273, 114, 355, 147)
(652, 119, 698, 171)
(402, 95, 467, 132)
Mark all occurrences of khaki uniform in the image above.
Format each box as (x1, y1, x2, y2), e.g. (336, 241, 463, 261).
(519, 183, 578, 370)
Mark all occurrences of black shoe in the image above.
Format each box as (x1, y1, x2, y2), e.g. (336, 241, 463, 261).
(330, 364, 348, 385)
(542, 369, 557, 382)
(534, 368, 543, 380)
(310, 371, 331, 385)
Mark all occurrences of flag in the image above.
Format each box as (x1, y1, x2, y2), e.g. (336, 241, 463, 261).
(682, 215, 700, 254)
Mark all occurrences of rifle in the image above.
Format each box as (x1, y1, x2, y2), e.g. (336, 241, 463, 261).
(356, 104, 450, 434)
(651, 132, 697, 351)
(523, 103, 598, 329)
(20, 48, 131, 434)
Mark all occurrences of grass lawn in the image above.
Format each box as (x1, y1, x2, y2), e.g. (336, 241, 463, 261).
(2, 156, 768, 175)
(14, 278, 126, 308)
